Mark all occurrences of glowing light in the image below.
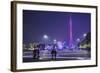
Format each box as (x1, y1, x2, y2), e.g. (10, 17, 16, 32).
(53, 39, 57, 42)
(43, 35, 48, 39)
(83, 33, 87, 37)
(77, 38, 80, 42)
(53, 39, 57, 44)
(57, 41, 63, 49)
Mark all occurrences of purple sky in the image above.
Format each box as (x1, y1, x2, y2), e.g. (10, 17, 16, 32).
(23, 10, 91, 45)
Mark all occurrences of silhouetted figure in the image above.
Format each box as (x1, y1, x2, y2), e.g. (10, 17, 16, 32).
(42, 44, 45, 50)
(51, 49, 57, 60)
(33, 47, 40, 60)
(37, 44, 40, 59)
(33, 49, 37, 59)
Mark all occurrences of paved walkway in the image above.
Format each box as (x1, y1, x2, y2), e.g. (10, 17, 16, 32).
(23, 49, 90, 62)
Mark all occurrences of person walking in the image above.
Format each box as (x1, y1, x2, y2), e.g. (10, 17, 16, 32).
(33, 45, 40, 60)
(51, 44, 57, 60)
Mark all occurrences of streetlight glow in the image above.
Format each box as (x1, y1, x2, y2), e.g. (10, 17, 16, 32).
(83, 33, 87, 37)
(53, 39, 57, 44)
(77, 38, 80, 42)
(53, 39, 57, 42)
(43, 35, 48, 39)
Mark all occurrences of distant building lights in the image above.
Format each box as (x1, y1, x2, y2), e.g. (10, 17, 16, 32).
(57, 41, 63, 49)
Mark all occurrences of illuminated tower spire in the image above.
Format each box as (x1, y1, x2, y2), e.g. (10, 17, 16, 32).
(69, 15, 73, 48)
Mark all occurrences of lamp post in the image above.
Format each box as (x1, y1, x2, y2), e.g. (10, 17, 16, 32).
(76, 38, 80, 49)
(43, 34, 48, 44)
(43, 34, 49, 50)
(53, 39, 57, 44)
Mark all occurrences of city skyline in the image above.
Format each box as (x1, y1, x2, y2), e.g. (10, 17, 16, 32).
(23, 10, 91, 46)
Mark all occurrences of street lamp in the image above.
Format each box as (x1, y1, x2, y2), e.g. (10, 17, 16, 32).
(53, 39, 57, 43)
(43, 34, 49, 46)
(83, 33, 87, 37)
(43, 35, 48, 39)
(76, 38, 80, 42)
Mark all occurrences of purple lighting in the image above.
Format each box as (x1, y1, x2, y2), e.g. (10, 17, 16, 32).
(57, 41, 63, 49)
(69, 15, 73, 48)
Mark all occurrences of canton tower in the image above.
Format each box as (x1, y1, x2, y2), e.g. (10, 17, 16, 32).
(69, 15, 73, 48)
